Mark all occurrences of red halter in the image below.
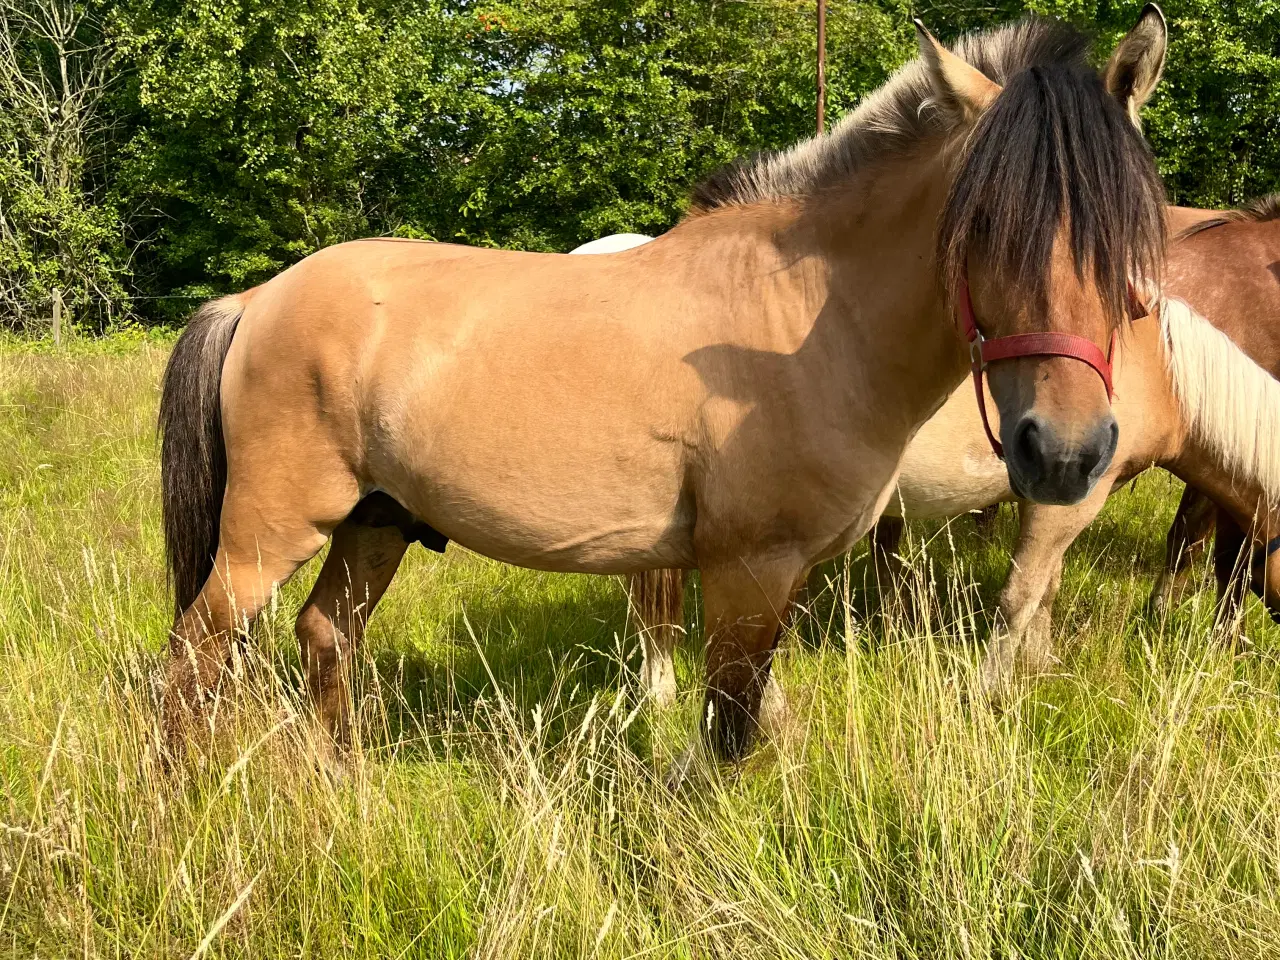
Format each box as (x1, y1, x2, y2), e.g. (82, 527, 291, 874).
(957, 271, 1143, 459)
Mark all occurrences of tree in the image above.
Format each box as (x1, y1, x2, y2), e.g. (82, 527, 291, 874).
(0, 0, 129, 331)
(2, 0, 1279, 331)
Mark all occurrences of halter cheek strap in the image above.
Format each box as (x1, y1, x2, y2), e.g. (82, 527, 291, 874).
(958, 271, 1130, 460)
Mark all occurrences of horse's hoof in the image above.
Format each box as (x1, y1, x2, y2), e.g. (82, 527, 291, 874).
(979, 659, 1016, 710)
(309, 731, 354, 785)
(319, 755, 352, 787)
(1149, 581, 1175, 619)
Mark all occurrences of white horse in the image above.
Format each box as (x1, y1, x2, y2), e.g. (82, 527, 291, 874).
(568, 233, 654, 255)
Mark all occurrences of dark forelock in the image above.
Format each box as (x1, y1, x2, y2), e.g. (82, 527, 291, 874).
(937, 55, 1166, 327)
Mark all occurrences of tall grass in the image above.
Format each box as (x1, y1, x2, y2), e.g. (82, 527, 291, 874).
(2, 339, 1279, 958)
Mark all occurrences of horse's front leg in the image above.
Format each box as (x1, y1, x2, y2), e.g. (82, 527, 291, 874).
(1151, 485, 1216, 616)
(666, 553, 803, 785)
(982, 482, 1109, 701)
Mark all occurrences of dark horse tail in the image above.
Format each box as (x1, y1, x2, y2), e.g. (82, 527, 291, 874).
(159, 295, 246, 621)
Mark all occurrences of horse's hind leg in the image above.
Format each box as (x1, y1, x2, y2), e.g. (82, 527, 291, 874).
(1151, 485, 1216, 615)
(163, 485, 349, 752)
(296, 519, 409, 744)
(628, 569, 686, 706)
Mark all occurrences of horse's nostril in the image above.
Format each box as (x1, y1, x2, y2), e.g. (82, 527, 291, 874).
(1014, 417, 1042, 476)
(1077, 446, 1103, 480)
(1077, 417, 1119, 481)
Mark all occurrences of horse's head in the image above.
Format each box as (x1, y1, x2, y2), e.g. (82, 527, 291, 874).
(919, 7, 1168, 504)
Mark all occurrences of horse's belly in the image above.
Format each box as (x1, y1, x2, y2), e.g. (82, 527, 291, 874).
(412, 470, 691, 574)
(372, 405, 692, 573)
(884, 465, 1012, 519)
(358, 306, 700, 572)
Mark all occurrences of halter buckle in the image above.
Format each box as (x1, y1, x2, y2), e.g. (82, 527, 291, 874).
(969, 333, 986, 372)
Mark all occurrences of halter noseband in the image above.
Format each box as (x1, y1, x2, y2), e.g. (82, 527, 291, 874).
(958, 270, 1145, 459)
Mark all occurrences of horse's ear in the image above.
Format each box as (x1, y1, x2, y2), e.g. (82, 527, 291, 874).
(915, 20, 1001, 125)
(1103, 3, 1167, 127)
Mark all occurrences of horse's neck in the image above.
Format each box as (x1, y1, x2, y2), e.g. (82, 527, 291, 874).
(809, 158, 970, 431)
(656, 152, 967, 443)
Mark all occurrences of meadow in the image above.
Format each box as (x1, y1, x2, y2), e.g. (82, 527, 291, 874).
(3, 336, 1280, 959)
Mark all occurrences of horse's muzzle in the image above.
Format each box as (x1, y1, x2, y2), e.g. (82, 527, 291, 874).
(1004, 412, 1118, 505)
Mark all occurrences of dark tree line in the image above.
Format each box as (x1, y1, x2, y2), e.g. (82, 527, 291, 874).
(1, 0, 1278, 332)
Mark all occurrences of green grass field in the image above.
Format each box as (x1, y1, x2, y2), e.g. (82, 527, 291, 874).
(3, 338, 1280, 958)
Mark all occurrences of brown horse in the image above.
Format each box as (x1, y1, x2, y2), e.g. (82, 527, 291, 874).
(1149, 198, 1280, 625)
(159, 15, 1168, 765)
(1153, 487, 1279, 624)
(634, 202, 1280, 705)
(974, 208, 1280, 691)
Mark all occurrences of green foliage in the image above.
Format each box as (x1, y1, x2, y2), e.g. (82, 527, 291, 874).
(1141, 0, 1280, 205)
(1, 0, 1279, 329)
(0, 148, 133, 331)
(0, 0, 132, 331)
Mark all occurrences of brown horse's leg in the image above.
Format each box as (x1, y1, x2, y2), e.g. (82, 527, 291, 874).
(627, 569, 687, 707)
(1151, 485, 1216, 615)
(696, 557, 802, 764)
(1020, 561, 1062, 675)
(161, 455, 356, 758)
(1213, 508, 1250, 634)
(869, 517, 905, 601)
(971, 503, 1000, 537)
(1253, 531, 1280, 624)
(296, 519, 409, 744)
(982, 483, 1108, 700)
(1167, 454, 1280, 635)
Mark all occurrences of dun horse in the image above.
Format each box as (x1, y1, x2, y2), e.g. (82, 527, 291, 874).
(160, 15, 1168, 765)
(633, 202, 1280, 705)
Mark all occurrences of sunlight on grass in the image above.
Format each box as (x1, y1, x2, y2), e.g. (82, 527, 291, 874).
(2, 341, 1279, 957)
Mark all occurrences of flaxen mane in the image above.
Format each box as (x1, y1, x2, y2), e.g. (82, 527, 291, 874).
(689, 17, 1166, 328)
(1175, 192, 1280, 240)
(1160, 297, 1280, 507)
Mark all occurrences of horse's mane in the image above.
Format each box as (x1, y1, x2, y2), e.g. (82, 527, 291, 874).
(689, 20, 1087, 216)
(1175, 192, 1280, 240)
(690, 17, 1166, 327)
